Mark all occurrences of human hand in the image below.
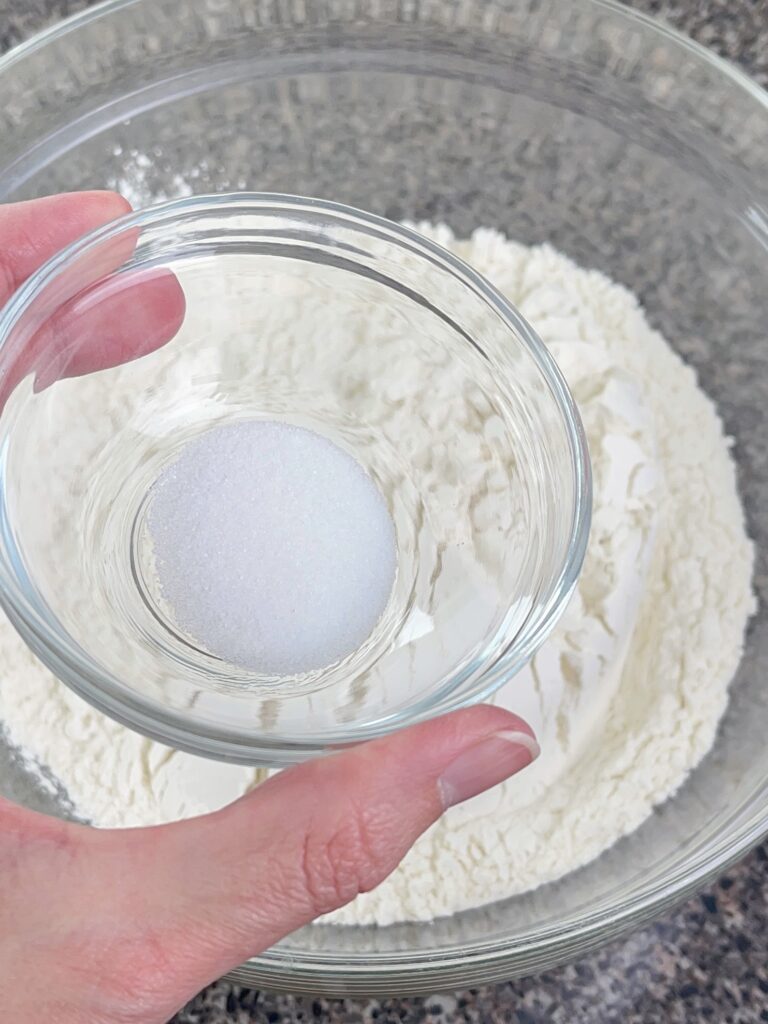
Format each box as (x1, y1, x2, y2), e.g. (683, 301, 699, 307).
(0, 193, 539, 1024)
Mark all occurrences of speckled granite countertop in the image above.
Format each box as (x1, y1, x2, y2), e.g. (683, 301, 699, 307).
(1, 1, 767, 1021)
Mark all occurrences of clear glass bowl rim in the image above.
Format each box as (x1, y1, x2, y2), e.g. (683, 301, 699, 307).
(0, 0, 765, 992)
(0, 191, 591, 764)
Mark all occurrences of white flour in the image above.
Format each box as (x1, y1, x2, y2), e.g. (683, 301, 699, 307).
(0, 216, 754, 924)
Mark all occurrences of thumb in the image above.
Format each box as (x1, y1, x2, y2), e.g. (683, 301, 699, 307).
(88, 705, 538, 1014)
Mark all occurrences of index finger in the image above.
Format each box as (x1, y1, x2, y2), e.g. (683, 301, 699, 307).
(0, 192, 186, 404)
(0, 191, 131, 306)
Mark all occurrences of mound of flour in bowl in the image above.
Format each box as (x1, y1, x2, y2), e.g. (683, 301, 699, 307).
(0, 223, 754, 925)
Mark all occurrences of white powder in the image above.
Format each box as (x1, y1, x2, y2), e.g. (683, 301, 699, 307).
(0, 220, 754, 924)
(147, 420, 397, 674)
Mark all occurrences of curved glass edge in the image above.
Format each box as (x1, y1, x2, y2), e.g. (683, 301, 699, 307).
(0, 191, 589, 764)
(232, 818, 768, 993)
(0, 0, 765, 113)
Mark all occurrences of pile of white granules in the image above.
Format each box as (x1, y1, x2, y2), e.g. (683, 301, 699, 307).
(0, 218, 754, 926)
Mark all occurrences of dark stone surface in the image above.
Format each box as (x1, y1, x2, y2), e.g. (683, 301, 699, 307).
(1, 1, 767, 1021)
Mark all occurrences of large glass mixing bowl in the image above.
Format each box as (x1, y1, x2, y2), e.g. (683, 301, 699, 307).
(0, 0, 766, 994)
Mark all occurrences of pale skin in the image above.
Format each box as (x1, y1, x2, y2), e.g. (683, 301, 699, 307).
(0, 192, 539, 1024)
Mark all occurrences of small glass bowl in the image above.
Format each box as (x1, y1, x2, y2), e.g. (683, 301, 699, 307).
(0, 194, 590, 765)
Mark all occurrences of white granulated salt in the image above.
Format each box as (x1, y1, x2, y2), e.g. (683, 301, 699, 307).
(0, 218, 754, 924)
(147, 420, 397, 675)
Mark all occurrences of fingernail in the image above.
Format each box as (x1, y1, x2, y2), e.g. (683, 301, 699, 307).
(438, 730, 540, 809)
